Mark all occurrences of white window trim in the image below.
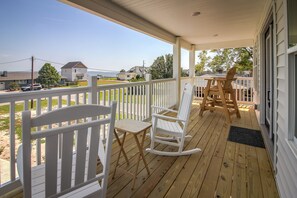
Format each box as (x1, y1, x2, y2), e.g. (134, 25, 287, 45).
(288, 49, 297, 146)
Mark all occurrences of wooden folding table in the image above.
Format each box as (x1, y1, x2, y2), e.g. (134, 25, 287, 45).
(112, 119, 151, 189)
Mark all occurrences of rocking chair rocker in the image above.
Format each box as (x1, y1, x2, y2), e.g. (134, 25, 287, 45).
(146, 83, 201, 156)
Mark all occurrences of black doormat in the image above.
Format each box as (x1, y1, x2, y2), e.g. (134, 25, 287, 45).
(228, 126, 265, 148)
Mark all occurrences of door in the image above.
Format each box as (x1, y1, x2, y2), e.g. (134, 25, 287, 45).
(264, 24, 274, 141)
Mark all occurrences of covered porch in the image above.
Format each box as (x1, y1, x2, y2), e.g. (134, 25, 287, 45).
(0, 0, 284, 197)
(7, 102, 278, 197)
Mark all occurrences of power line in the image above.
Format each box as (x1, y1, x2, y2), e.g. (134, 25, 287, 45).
(35, 58, 65, 65)
(88, 67, 119, 72)
(0, 57, 120, 72)
(0, 58, 30, 65)
(35, 58, 119, 72)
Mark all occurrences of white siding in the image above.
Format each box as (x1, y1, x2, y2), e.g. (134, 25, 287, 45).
(61, 69, 73, 81)
(253, 0, 297, 197)
(61, 68, 87, 81)
(274, 0, 297, 197)
(71, 68, 87, 81)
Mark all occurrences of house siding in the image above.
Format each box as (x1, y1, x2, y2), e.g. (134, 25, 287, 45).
(253, 0, 297, 197)
(275, 0, 297, 197)
(61, 68, 73, 81)
(71, 68, 87, 81)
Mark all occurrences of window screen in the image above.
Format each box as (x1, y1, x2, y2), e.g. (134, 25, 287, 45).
(288, 0, 297, 48)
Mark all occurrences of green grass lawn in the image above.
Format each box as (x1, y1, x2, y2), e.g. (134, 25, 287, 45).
(77, 79, 124, 87)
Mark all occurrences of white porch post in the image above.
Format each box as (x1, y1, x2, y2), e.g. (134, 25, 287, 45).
(173, 37, 181, 108)
(189, 44, 196, 85)
(145, 74, 152, 120)
(88, 76, 97, 105)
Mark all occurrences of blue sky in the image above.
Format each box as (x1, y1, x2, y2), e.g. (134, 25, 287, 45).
(0, 0, 191, 72)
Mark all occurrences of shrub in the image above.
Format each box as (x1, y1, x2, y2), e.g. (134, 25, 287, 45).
(8, 82, 20, 91)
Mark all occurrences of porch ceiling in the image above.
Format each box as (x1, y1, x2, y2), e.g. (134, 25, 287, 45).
(61, 0, 267, 50)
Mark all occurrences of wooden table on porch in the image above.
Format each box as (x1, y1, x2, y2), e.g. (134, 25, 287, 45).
(112, 119, 151, 189)
(199, 77, 241, 123)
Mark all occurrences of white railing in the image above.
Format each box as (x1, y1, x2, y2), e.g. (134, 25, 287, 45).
(0, 75, 176, 193)
(193, 76, 254, 104)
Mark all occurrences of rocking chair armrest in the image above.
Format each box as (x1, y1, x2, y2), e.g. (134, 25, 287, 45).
(151, 106, 178, 113)
(152, 113, 185, 122)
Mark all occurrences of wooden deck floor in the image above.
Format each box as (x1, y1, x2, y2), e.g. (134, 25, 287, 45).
(5, 101, 279, 198)
(107, 101, 279, 198)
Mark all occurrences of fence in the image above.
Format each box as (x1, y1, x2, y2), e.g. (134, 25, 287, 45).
(0, 75, 176, 193)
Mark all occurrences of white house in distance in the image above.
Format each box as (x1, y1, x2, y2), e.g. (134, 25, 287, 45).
(61, 61, 88, 82)
(128, 66, 149, 77)
(117, 66, 149, 80)
(116, 71, 137, 80)
(0, 71, 38, 90)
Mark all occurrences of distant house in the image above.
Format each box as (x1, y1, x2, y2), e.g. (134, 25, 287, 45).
(117, 71, 137, 81)
(0, 71, 38, 90)
(61, 61, 88, 81)
(117, 66, 149, 80)
(127, 66, 149, 77)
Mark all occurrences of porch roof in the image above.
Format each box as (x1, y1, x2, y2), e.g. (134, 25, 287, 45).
(60, 0, 268, 50)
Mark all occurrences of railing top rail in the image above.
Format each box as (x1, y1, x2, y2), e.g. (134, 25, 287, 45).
(96, 81, 148, 90)
(0, 87, 90, 103)
(195, 75, 253, 80)
(151, 78, 175, 83)
(181, 77, 192, 79)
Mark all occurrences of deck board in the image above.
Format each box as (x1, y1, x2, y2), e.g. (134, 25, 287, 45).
(6, 102, 279, 198)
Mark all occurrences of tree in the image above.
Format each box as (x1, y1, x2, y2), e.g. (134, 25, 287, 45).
(208, 47, 253, 73)
(150, 54, 173, 79)
(37, 63, 60, 88)
(120, 69, 126, 72)
(8, 82, 20, 91)
(195, 50, 210, 75)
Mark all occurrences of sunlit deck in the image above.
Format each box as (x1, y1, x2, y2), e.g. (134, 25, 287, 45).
(6, 101, 279, 198)
(106, 101, 279, 198)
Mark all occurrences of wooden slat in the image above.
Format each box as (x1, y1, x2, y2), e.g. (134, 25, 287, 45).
(256, 148, 279, 198)
(9, 101, 16, 181)
(75, 128, 88, 185)
(151, 112, 221, 198)
(45, 135, 58, 197)
(87, 126, 100, 180)
(246, 145, 263, 198)
(36, 98, 42, 165)
(197, 156, 223, 197)
(182, 114, 225, 197)
(215, 142, 236, 197)
(61, 131, 74, 191)
(231, 162, 247, 198)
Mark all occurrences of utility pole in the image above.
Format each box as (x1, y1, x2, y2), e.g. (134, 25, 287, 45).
(31, 56, 34, 108)
(142, 60, 145, 77)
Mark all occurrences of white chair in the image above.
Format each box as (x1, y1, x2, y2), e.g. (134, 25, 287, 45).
(17, 102, 117, 198)
(146, 83, 201, 156)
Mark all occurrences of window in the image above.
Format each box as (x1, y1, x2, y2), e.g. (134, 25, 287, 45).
(287, 0, 297, 48)
(289, 53, 297, 142)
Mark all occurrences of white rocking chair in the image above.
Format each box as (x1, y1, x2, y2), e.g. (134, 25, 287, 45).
(146, 83, 201, 156)
(17, 102, 117, 198)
